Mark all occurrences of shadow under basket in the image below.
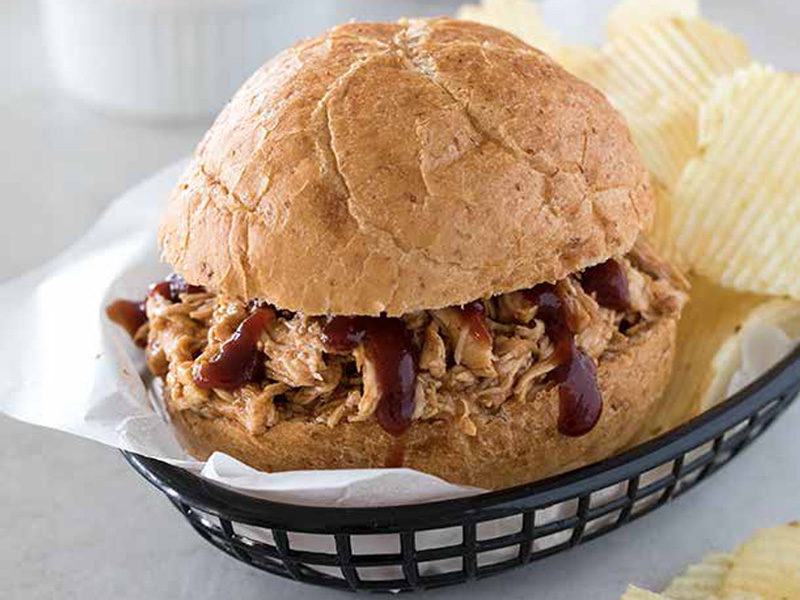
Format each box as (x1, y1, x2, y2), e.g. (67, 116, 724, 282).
(123, 345, 800, 592)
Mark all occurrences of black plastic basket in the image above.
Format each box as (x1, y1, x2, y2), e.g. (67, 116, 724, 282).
(123, 345, 800, 593)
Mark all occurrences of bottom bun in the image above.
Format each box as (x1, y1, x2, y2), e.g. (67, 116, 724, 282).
(167, 316, 677, 490)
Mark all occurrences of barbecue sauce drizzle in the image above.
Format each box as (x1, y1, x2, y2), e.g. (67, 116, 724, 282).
(107, 274, 205, 347)
(322, 316, 418, 438)
(194, 307, 275, 391)
(522, 283, 602, 437)
(458, 300, 491, 343)
(581, 259, 631, 312)
(149, 273, 206, 302)
(105, 300, 148, 346)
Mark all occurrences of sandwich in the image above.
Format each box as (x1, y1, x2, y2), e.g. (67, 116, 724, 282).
(107, 17, 688, 489)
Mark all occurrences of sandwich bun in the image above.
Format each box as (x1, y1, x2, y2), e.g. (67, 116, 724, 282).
(159, 18, 653, 316)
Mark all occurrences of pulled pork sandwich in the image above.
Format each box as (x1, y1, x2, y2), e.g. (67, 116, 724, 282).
(107, 17, 689, 490)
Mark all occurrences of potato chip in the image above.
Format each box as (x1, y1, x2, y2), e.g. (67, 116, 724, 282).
(711, 298, 800, 401)
(620, 586, 667, 600)
(589, 18, 749, 112)
(550, 44, 601, 78)
(741, 299, 800, 338)
(719, 522, 800, 599)
(607, 0, 700, 39)
(622, 523, 800, 599)
(576, 18, 750, 188)
(456, 0, 598, 76)
(635, 284, 799, 439)
(663, 553, 734, 599)
(638, 276, 767, 438)
(670, 65, 800, 299)
(646, 182, 685, 269)
(626, 102, 698, 194)
(456, 0, 561, 55)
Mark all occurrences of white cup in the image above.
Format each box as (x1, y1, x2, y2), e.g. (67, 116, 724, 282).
(39, 0, 337, 121)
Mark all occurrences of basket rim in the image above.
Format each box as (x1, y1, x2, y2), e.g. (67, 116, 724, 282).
(123, 343, 800, 531)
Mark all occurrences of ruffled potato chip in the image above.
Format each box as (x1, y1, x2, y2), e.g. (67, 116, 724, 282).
(550, 44, 601, 78)
(575, 18, 750, 188)
(671, 65, 800, 300)
(456, 0, 598, 77)
(663, 553, 734, 599)
(638, 276, 767, 439)
(626, 103, 697, 195)
(707, 298, 800, 408)
(646, 182, 685, 269)
(607, 0, 700, 39)
(623, 523, 800, 599)
(719, 522, 800, 599)
(632, 280, 799, 444)
(621, 586, 667, 600)
(456, 0, 561, 55)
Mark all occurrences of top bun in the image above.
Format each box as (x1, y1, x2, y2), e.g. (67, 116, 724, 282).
(159, 18, 653, 316)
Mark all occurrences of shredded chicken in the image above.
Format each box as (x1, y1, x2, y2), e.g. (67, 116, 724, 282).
(143, 247, 688, 438)
(433, 306, 497, 378)
(419, 320, 447, 378)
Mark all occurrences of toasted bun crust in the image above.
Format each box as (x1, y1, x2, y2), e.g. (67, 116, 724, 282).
(159, 18, 653, 316)
(167, 315, 675, 490)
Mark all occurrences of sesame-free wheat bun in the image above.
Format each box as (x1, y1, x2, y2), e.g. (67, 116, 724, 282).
(104, 18, 689, 491)
(159, 17, 653, 317)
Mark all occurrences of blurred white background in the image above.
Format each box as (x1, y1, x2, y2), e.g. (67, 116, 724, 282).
(1, 1, 799, 599)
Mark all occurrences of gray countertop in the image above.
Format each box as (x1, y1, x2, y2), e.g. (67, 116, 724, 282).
(2, 1, 799, 599)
